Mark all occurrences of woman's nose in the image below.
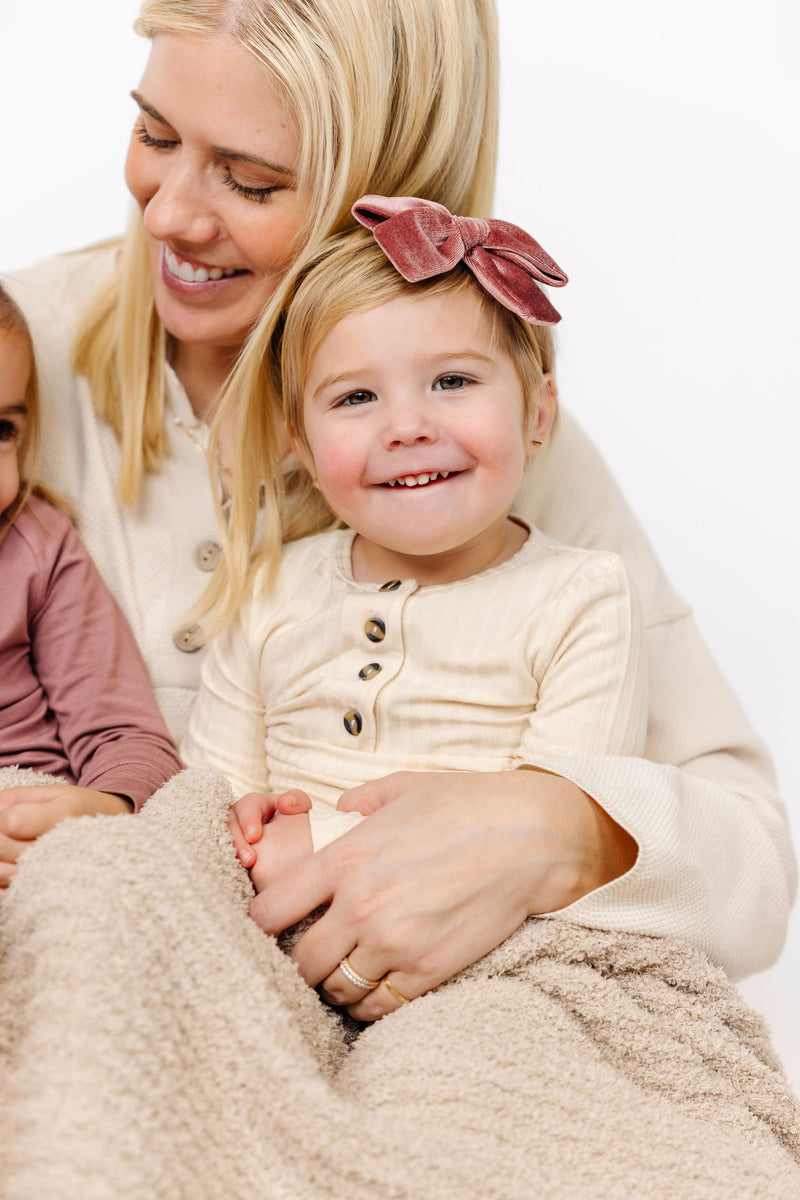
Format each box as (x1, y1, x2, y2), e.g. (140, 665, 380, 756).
(142, 157, 219, 246)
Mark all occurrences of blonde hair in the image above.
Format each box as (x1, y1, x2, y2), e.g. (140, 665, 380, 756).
(0, 285, 63, 541)
(73, 0, 499, 629)
(267, 233, 555, 579)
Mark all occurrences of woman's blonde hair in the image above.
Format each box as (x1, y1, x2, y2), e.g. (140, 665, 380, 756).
(73, 0, 499, 629)
(268, 233, 555, 575)
(0, 285, 61, 541)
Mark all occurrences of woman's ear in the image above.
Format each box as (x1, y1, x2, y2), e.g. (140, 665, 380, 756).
(525, 374, 558, 459)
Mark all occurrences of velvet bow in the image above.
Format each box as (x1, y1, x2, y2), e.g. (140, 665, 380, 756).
(352, 195, 567, 325)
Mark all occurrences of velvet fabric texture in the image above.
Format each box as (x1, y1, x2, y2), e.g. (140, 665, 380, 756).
(352, 194, 568, 324)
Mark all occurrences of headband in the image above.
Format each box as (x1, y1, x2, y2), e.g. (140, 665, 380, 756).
(351, 195, 567, 325)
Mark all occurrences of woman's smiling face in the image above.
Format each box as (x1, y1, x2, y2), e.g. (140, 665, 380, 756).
(125, 33, 307, 354)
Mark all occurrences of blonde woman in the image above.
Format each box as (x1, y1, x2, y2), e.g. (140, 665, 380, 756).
(0, 0, 793, 1010)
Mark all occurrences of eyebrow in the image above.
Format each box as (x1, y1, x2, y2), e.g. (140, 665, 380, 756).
(0, 404, 28, 419)
(440, 350, 496, 366)
(309, 372, 366, 404)
(130, 90, 296, 179)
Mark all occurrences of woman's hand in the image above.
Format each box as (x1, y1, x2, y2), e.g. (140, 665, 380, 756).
(248, 768, 637, 1019)
(0, 785, 132, 887)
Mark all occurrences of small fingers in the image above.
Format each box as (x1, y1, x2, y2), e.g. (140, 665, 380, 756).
(232, 792, 278, 845)
(274, 789, 312, 816)
(0, 785, 62, 813)
(227, 808, 256, 868)
(0, 860, 18, 888)
(0, 802, 58, 842)
(0, 828, 28, 866)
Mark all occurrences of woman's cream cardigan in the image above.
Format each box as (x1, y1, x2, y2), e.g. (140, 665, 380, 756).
(3, 245, 795, 980)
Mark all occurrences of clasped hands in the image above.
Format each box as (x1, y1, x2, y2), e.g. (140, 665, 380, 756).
(228, 769, 638, 1021)
(0, 769, 637, 1020)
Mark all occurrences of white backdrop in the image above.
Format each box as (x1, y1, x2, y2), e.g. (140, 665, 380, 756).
(1, 1, 797, 1087)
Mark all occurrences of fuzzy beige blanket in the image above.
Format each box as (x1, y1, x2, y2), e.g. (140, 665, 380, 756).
(1, 764, 798, 1199)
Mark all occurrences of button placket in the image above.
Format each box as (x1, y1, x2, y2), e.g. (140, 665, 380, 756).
(340, 581, 414, 746)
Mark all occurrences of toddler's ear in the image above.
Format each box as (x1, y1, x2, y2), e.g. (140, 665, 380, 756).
(289, 427, 316, 483)
(526, 374, 558, 458)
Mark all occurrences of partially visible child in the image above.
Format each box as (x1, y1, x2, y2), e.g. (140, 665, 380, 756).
(182, 195, 648, 902)
(0, 284, 183, 886)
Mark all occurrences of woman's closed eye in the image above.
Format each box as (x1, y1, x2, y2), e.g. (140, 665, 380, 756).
(0, 418, 22, 444)
(134, 122, 178, 152)
(222, 172, 282, 204)
(135, 120, 283, 204)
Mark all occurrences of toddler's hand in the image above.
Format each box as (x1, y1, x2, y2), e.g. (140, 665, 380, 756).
(0, 784, 131, 887)
(248, 808, 314, 893)
(228, 789, 312, 869)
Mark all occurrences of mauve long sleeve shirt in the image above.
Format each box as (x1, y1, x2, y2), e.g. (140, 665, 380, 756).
(1, 495, 183, 809)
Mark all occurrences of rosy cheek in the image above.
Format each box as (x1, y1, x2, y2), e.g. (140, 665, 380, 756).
(314, 441, 363, 506)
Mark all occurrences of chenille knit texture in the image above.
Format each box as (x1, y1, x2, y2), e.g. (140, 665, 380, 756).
(1, 764, 798, 1199)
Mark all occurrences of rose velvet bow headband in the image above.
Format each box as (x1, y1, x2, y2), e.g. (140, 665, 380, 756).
(351, 195, 567, 325)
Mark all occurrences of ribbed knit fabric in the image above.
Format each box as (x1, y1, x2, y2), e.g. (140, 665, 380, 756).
(183, 526, 647, 851)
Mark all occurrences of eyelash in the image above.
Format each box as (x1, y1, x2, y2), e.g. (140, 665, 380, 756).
(135, 123, 176, 152)
(434, 374, 470, 391)
(334, 391, 375, 409)
(0, 418, 22, 444)
(135, 122, 279, 204)
(331, 375, 475, 409)
(221, 175, 279, 204)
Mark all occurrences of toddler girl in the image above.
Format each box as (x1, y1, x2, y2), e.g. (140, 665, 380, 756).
(0, 285, 182, 884)
(183, 196, 648, 901)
